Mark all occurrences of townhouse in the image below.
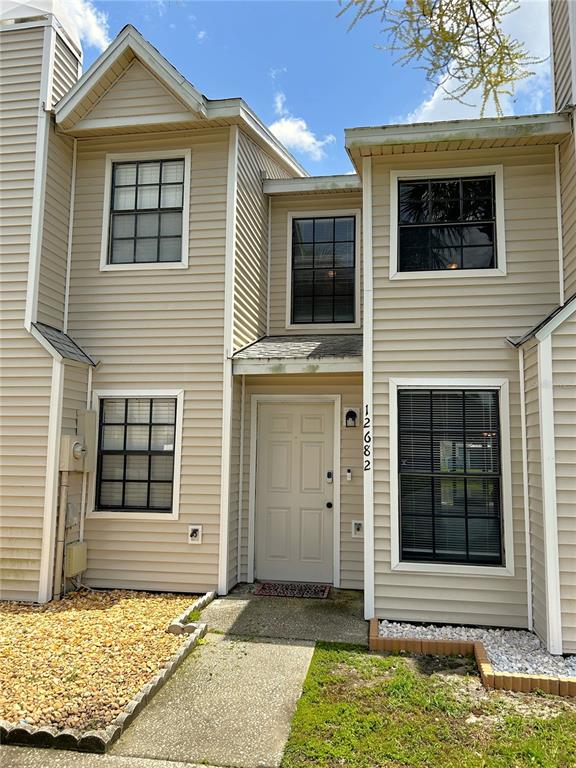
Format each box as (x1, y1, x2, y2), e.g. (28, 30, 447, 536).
(0, 1, 574, 656)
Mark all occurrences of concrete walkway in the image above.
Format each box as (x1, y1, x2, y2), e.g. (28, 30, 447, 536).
(2, 588, 367, 768)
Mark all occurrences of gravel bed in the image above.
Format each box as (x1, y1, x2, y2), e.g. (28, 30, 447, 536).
(378, 619, 576, 677)
(0, 589, 196, 730)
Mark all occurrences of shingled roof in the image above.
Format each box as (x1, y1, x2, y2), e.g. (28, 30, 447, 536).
(234, 334, 363, 360)
(33, 323, 96, 366)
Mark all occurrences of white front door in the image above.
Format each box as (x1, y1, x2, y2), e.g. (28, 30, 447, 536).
(255, 402, 334, 583)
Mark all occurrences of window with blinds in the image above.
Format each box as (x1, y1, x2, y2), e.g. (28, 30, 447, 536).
(96, 397, 177, 512)
(398, 389, 503, 566)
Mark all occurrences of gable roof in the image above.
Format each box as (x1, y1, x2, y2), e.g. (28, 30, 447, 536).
(508, 292, 576, 347)
(54, 25, 307, 178)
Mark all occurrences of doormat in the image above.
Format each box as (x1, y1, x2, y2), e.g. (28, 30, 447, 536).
(254, 582, 331, 599)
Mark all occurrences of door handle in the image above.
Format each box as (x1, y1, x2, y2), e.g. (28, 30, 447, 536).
(326, 502, 333, 509)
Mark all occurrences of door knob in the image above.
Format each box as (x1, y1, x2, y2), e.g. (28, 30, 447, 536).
(326, 502, 333, 509)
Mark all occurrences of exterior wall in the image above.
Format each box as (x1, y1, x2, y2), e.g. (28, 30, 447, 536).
(552, 317, 576, 652)
(52, 32, 80, 107)
(523, 340, 547, 642)
(559, 135, 576, 300)
(0, 24, 54, 601)
(268, 191, 363, 335)
(233, 131, 291, 350)
(61, 363, 89, 548)
(36, 122, 74, 329)
(370, 146, 561, 628)
(551, 0, 573, 111)
(78, 59, 192, 127)
(67, 128, 230, 593)
(237, 373, 364, 590)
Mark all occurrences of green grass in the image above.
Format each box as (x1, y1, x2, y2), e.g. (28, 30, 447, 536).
(281, 643, 576, 768)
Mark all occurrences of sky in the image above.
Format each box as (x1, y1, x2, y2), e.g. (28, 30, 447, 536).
(63, 0, 551, 175)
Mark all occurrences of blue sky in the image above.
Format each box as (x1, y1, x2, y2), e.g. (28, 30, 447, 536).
(70, 0, 551, 175)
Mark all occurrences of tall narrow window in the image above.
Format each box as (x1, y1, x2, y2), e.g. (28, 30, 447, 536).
(398, 389, 503, 565)
(291, 215, 356, 324)
(96, 397, 177, 512)
(397, 176, 496, 272)
(108, 159, 185, 264)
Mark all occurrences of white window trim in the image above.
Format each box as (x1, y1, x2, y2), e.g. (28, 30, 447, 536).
(389, 377, 515, 577)
(285, 209, 362, 330)
(99, 149, 191, 272)
(389, 165, 506, 280)
(87, 388, 184, 521)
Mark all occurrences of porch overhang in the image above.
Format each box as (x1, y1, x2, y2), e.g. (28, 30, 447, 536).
(232, 334, 363, 375)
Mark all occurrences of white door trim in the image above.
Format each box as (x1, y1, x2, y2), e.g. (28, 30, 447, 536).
(247, 394, 341, 587)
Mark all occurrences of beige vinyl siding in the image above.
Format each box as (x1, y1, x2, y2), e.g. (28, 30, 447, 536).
(67, 128, 230, 593)
(551, 0, 573, 111)
(371, 147, 561, 628)
(523, 340, 547, 642)
(0, 25, 53, 601)
(233, 131, 292, 349)
(237, 374, 364, 589)
(552, 317, 576, 652)
(76, 59, 192, 129)
(61, 363, 90, 547)
(36, 123, 74, 329)
(52, 32, 79, 107)
(268, 191, 363, 334)
(227, 376, 242, 589)
(559, 135, 576, 300)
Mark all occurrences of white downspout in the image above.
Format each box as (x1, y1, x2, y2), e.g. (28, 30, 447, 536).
(79, 364, 93, 544)
(237, 374, 245, 584)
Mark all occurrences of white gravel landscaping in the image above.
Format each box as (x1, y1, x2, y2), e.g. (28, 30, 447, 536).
(378, 619, 576, 677)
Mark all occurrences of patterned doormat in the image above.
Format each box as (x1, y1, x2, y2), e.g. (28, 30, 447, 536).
(253, 582, 331, 599)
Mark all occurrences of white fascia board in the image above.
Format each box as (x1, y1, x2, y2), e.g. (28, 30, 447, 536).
(263, 175, 361, 195)
(207, 98, 308, 178)
(535, 300, 576, 341)
(232, 357, 363, 375)
(55, 25, 207, 125)
(345, 113, 572, 151)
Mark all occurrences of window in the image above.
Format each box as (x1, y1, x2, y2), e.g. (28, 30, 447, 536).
(96, 397, 177, 512)
(396, 174, 498, 272)
(398, 388, 503, 566)
(108, 159, 185, 265)
(291, 215, 356, 324)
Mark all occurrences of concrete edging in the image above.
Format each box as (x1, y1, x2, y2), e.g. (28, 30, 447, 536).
(369, 619, 576, 697)
(0, 619, 209, 753)
(166, 589, 217, 634)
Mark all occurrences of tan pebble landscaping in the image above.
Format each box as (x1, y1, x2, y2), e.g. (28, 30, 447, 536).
(0, 589, 195, 731)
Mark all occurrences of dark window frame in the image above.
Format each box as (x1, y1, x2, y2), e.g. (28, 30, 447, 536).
(108, 158, 185, 265)
(290, 214, 357, 325)
(95, 397, 177, 513)
(397, 175, 497, 273)
(398, 388, 504, 567)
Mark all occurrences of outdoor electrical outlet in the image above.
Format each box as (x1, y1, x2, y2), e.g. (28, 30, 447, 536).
(352, 520, 363, 538)
(188, 525, 203, 544)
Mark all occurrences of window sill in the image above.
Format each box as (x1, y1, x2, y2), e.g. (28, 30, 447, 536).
(87, 509, 178, 521)
(391, 560, 514, 577)
(389, 267, 506, 281)
(100, 262, 188, 272)
(285, 322, 362, 332)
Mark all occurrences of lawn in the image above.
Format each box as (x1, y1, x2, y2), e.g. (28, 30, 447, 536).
(0, 589, 194, 731)
(282, 643, 576, 768)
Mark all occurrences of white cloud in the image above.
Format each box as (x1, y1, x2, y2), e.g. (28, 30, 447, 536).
(197, 30, 207, 43)
(57, 0, 110, 51)
(269, 66, 287, 81)
(268, 91, 335, 161)
(401, 0, 550, 123)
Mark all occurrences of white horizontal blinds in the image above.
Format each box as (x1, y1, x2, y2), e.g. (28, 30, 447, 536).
(398, 176, 496, 271)
(398, 389, 503, 565)
(291, 216, 356, 323)
(96, 397, 176, 512)
(109, 159, 184, 264)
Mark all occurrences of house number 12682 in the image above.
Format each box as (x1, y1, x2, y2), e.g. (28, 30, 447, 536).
(363, 404, 372, 471)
